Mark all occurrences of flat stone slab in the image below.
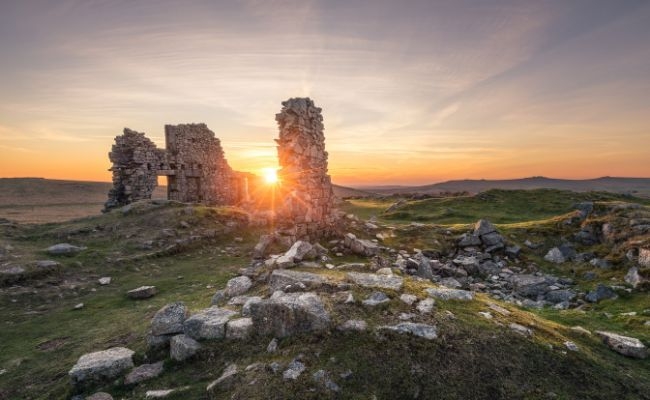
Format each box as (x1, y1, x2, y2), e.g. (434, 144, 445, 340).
(378, 322, 438, 340)
(127, 286, 157, 299)
(47, 243, 85, 255)
(151, 302, 188, 336)
(224, 276, 252, 297)
(425, 287, 474, 301)
(596, 331, 648, 359)
(183, 307, 238, 340)
(124, 361, 164, 385)
(225, 318, 253, 340)
(347, 272, 403, 291)
(269, 269, 327, 292)
(250, 291, 330, 338)
(69, 347, 134, 387)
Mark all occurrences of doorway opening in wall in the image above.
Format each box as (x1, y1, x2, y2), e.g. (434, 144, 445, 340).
(152, 175, 168, 200)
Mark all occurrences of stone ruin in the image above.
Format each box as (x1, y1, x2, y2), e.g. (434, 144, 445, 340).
(275, 98, 335, 239)
(104, 98, 336, 239)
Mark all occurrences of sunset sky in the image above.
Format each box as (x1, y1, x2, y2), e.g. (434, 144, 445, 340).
(1, 0, 649, 186)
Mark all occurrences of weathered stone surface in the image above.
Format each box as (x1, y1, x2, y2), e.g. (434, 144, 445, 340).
(284, 241, 315, 263)
(347, 272, 403, 291)
(127, 286, 157, 299)
(312, 369, 341, 392)
(35, 260, 60, 269)
(250, 291, 330, 337)
(124, 361, 164, 385)
(151, 302, 188, 336)
(69, 347, 134, 387)
(268, 269, 326, 292)
(145, 332, 173, 350)
(625, 267, 642, 288)
(207, 364, 239, 392)
(458, 233, 481, 247)
(145, 389, 177, 399)
(399, 293, 418, 305)
(225, 318, 253, 339)
(337, 319, 368, 332)
(283, 360, 306, 380)
(275, 98, 335, 240)
(183, 307, 238, 340)
(545, 289, 576, 304)
(86, 393, 113, 400)
(481, 232, 504, 247)
(416, 298, 435, 314)
(544, 248, 565, 264)
(474, 220, 497, 236)
(47, 243, 84, 255)
(425, 288, 474, 301)
(639, 248, 650, 268)
(509, 323, 533, 337)
(378, 323, 438, 340)
(596, 331, 648, 359)
(224, 276, 252, 298)
(170, 334, 201, 361)
(362, 291, 390, 307)
(510, 275, 548, 298)
(98, 277, 111, 285)
(343, 233, 380, 256)
(585, 284, 617, 303)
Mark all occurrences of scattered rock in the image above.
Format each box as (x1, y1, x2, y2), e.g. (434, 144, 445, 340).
(344, 233, 379, 257)
(638, 248, 650, 267)
(124, 361, 164, 385)
(590, 258, 612, 269)
(347, 272, 403, 291)
(127, 286, 157, 299)
(474, 219, 497, 236)
(225, 318, 253, 339)
(362, 292, 390, 307)
(250, 291, 330, 337)
(478, 311, 492, 319)
(585, 284, 617, 303)
(564, 341, 579, 352)
(224, 276, 252, 297)
(378, 322, 438, 340)
(69, 347, 134, 387)
(47, 243, 85, 255)
(73, 303, 84, 310)
(416, 298, 435, 314)
(86, 393, 113, 400)
(511, 275, 548, 298)
(400, 293, 418, 305)
(596, 331, 647, 359)
(338, 319, 368, 332)
(544, 248, 565, 264)
(145, 389, 176, 399)
(207, 363, 239, 392)
(312, 369, 341, 392)
(625, 267, 642, 288)
(488, 303, 511, 316)
(152, 302, 188, 336)
(267, 338, 278, 353)
(509, 323, 532, 337)
(269, 269, 326, 292)
(570, 326, 591, 336)
(183, 307, 238, 340)
(35, 260, 60, 269)
(545, 289, 576, 304)
(425, 287, 474, 301)
(283, 360, 306, 380)
(170, 334, 201, 361)
(98, 277, 111, 285)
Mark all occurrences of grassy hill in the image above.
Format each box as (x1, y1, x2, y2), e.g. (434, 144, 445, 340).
(361, 177, 650, 197)
(0, 190, 648, 399)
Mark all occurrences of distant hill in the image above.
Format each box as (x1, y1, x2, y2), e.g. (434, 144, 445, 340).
(359, 177, 650, 197)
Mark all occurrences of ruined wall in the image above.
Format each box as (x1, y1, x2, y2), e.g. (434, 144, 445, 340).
(105, 128, 163, 210)
(162, 124, 242, 204)
(275, 98, 335, 239)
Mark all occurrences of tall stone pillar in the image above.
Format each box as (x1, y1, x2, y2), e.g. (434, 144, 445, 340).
(275, 98, 335, 239)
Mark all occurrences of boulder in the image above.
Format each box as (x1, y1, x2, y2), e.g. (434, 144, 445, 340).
(337, 319, 368, 332)
(225, 318, 253, 339)
(347, 272, 403, 291)
(544, 289, 576, 304)
(596, 331, 647, 359)
(224, 276, 252, 297)
(183, 307, 238, 340)
(585, 284, 617, 303)
(170, 334, 201, 361)
(86, 393, 113, 400)
(510, 275, 548, 298)
(283, 360, 306, 380)
(544, 248, 565, 264)
(458, 233, 481, 247)
(98, 277, 111, 285)
(47, 243, 85, 255)
(127, 286, 157, 299)
(474, 219, 497, 236)
(425, 288, 474, 301)
(124, 361, 164, 385)
(69, 347, 134, 387)
(285, 240, 315, 262)
(250, 291, 330, 337)
(378, 322, 437, 340)
(207, 363, 239, 392)
(362, 291, 390, 307)
(399, 293, 418, 305)
(625, 267, 642, 288)
(590, 258, 612, 269)
(416, 298, 435, 314)
(151, 302, 188, 336)
(252, 234, 273, 259)
(268, 269, 326, 292)
(481, 232, 504, 247)
(509, 323, 533, 337)
(344, 233, 379, 256)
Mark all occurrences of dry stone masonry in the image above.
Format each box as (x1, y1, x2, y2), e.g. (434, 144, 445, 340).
(275, 98, 335, 239)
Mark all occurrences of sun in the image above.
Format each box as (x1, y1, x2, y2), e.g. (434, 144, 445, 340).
(262, 167, 279, 185)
